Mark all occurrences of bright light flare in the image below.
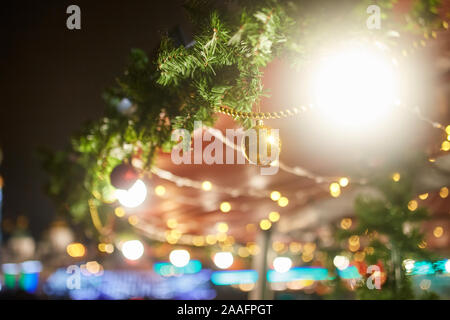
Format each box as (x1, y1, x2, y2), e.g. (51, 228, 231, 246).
(169, 249, 190, 268)
(213, 252, 234, 269)
(121, 240, 144, 260)
(273, 257, 292, 273)
(333, 255, 350, 270)
(115, 179, 147, 208)
(313, 43, 398, 127)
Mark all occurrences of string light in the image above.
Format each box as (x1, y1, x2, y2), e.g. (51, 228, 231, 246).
(408, 200, 418, 211)
(167, 218, 178, 229)
(260, 219, 272, 231)
(217, 222, 229, 233)
(339, 177, 349, 187)
(201, 181, 212, 191)
(114, 207, 125, 218)
(329, 182, 341, 198)
(439, 187, 449, 198)
(418, 193, 429, 200)
(340, 218, 352, 230)
(392, 172, 401, 182)
(269, 211, 280, 222)
(128, 215, 139, 226)
(220, 201, 231, 213)
(66, 243, 86, 258)
(270, 191, 281, 201)
(154, 185, 166, 196)
(433, 226, 444, 238)
(277, 197, 289, 207)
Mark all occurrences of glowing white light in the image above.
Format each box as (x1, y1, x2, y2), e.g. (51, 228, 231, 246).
(169, 249, 190, 268)
(115, 179, 147, 208)
(445, 260, 450, 273)
(313, 44, 398, 127)
(121, 240, 144, 260)
(213, 252, 234, 269)
(403, 259, 415, 273)
(333, 255, 350, 270)
(273, 257, 292, 273)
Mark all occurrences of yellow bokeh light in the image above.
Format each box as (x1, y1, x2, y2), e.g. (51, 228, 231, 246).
(192, 236, 205, 246)
(220, 201, 231, 213)
(302, 253, 313, 262)
(67, 243, 86, 258)
(433, 226, 444, 238)
(392, 172, 401, 182)
(408, 200, 418, 211)
(247, 243, 260, 255)
(201, 181, 212, 191)
(272, 241, 285, 252)
(270, 191, 281, 201)
(439, 187, 449, 198)
(340, 218, 352, 230)
(289, 242, 302, 253)
(217, 222, 229, 233)
(98, 243, 106, 252)
(441, 140, 450, 151)
(339, 177, 349, 187)
(238, 247, 250, 258)
(128, 215, 139, 225)
(114, 207, 125, 218)
(167, 218, 178, 229)
(217, 232, 227, 242)
(303, 242, 316, 254)
(269, 211, 280, 222)
(365, 246, 375, 255)
(277, 197, 289, 207)
(329, 182, 341, 198)
(418, 193, 429, 200)
(418, 241, 427, 249)
(154, 185, 166, 196)
(349, 235, 359, 246)
(446, 125, 450, 135)
(260, 219, 272, 230)
(206, 234, 217, 245)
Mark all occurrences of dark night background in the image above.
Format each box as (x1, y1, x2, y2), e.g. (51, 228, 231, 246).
(0, 0, 192, 238)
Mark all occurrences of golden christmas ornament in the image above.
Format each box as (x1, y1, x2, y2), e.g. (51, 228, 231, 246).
(241, 120, 281, 166)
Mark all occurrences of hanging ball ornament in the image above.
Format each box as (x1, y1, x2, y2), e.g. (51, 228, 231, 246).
(110, 163, 139, 190)
(241, 120, 281, 166)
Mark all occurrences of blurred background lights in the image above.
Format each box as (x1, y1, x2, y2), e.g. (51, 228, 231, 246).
(270, 191, 281, 201)
(121, 240, 144, 260)
(260, 219, 272, 230)
(167, 218, 178, 229)
(433, 226, 444, 238)
(408, 200, 418, 211)
(339, 177, 349, 187)
(170, 249, 190, 268)
(273, 257, 292, 273)
(66, 243, 86, 258)
(115, 179, 147, 208)
(216, 222, 229, 233)
(445, 260, 450, 273)
(114, 206, 125, 217)
(201, 181, 212, 191)
(392, 172, 401, 182)
(154, 185, 166, 196)
(213, 252, 234, 269)
(220, 201, 231, 213)
(312, 43, 398, 127)
(277, 197, 289, 207)
(333, 255, 350, 270)
(268, 211, 280, 222)
(439, 187, 448, 198)
(329, 182, 341, 198)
